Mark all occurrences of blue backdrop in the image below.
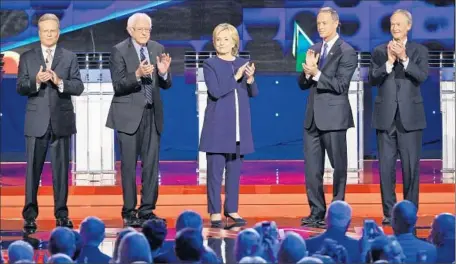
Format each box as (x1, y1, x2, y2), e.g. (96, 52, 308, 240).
(0, 70, 443, 161)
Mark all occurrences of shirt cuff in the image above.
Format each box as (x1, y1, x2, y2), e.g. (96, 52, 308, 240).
(305, 74, 311, 80)
(36, 82, 41, 91)
(312, 71, 321, 81)
(401, 58, 409, 70)
(159, 72, 168, 80)
(386, 61, 393, 74)
(58, 80, 64, 93)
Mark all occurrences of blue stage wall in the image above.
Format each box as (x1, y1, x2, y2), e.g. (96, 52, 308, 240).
(0, 69, 442, 161)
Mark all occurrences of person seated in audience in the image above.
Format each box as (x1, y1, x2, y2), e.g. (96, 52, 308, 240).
(76, 216, 111, 263)
(235, 228, 262, 262)
(364, 235, 405, 263)
(47, 253, 74, 263)
(391, 200, 437, 263)
(48, 227, 76, 259)
(72, 230, 82, 261)
(201, 246, 220, 264)
(428, 213, 455, 263)
(298, 256, 324, 263)
(175, 228, 205, 263)
(110, 227, 136, 263)
(154, 210, 203, 263)
(309, 254, 335, 263)
(117, 231, 152, 263)
(239, 256, 267, 263)
(305, 201, 361, 262)
(278, 231, 308, 263)
(141, 218, 168, 258)
(7, 240, 34, 264)
(315, 238, 348, 263)
(253, 221, 280, 263)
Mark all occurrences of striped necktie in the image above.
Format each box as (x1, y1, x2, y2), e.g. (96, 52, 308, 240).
(140, 47, 153, 104)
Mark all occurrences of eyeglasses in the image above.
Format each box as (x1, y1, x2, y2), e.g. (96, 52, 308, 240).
(133, 27, 152, 33)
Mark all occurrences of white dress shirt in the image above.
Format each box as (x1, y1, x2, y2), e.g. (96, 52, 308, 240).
(132, 39, 168, 81)
(307, 34, 340, 81)
(37, 44, 64, 92)
(385, 39, 409, 73)
(235, 86, 240, 142)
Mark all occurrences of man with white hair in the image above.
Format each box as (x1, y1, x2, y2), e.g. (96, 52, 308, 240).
(369, 9, 429, 226)
(106, 12, 172, 227)
(304, 201, 361, 262)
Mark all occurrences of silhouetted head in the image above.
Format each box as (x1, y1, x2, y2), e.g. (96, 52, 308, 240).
(118, 232, 152, 263)
(239, 256, 267, 263)
(175, 228, 204, 262)
(49, 227, 76, 257)
(278, 231, 308, 263)
(111, 227, 135, 262)
(142, 218, 167, 254)
(47, 253, 74, 263)
(7, 240, 34, 263)
(391, 200, 418, 235)
(72, 230, 82, 260)
(80, 216, 105, 247)
(429, 213, 455, 246)
(326, 201, 352, 232)
(297, 256, 324, 263)
(235, 228, 262, 262)
(176, 210, 203, 232)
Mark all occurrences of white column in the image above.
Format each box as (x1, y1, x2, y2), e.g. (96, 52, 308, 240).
(72, 67, 116, 186)
(196, 68, 226, 185)
(440, 66, 455, 182)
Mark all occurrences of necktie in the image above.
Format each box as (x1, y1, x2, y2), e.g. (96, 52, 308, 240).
(319, 43, 328, 69)
(45, 49, 53, 70)
(140, 47, 153, 104)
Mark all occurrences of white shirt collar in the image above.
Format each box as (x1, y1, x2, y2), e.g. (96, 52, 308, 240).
(41, 44, 57, 54)
(322, 34, 339, 50)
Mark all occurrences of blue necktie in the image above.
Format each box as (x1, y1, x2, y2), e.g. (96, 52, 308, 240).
(319, 43, 328, 69)
(140, 47, 153, 104)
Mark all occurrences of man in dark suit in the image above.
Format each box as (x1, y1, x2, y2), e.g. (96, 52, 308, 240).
(16, 13, 84, 233)
(106, 13, 172, 227)
(297, 7, 358, 228)
(369, 9, 429, 225)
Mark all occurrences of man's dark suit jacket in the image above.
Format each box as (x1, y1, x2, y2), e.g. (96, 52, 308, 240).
(298, 38, 358, 131)
(106, 38, 172, 134)
(16, 46, 84, 137)
(369, 41, 428, 131)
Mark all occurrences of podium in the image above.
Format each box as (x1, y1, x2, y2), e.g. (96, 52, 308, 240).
(440, 64, 455, 182)
(71, 53, 116, 185)
(324, 54, 366, 184)
(185, 51, 250, 185)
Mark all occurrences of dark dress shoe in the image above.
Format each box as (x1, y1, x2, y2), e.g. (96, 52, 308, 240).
(123, 216, 141, 228)
(23, 219, 37, 233)
(56, 218, 74, 229)
(382, 217, 392, 226)
(301, 215, 324, 226)
(138, 212, 166, 225)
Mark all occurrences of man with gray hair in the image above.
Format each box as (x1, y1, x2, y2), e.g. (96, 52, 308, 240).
(106, 12, 172, 227)
(16, 13, 84, 233)
(369, 9, 429, 226)
(304, 201, 361, 262)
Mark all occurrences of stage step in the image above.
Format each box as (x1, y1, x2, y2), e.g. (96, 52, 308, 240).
(1, 183, 454, 195)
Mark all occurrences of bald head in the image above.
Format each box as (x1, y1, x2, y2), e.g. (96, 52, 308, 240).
(278, 231, 308, 263)
(326, 201, 352, 230)
(430, 213, 455, 245)
(392, 200, 417, 234)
